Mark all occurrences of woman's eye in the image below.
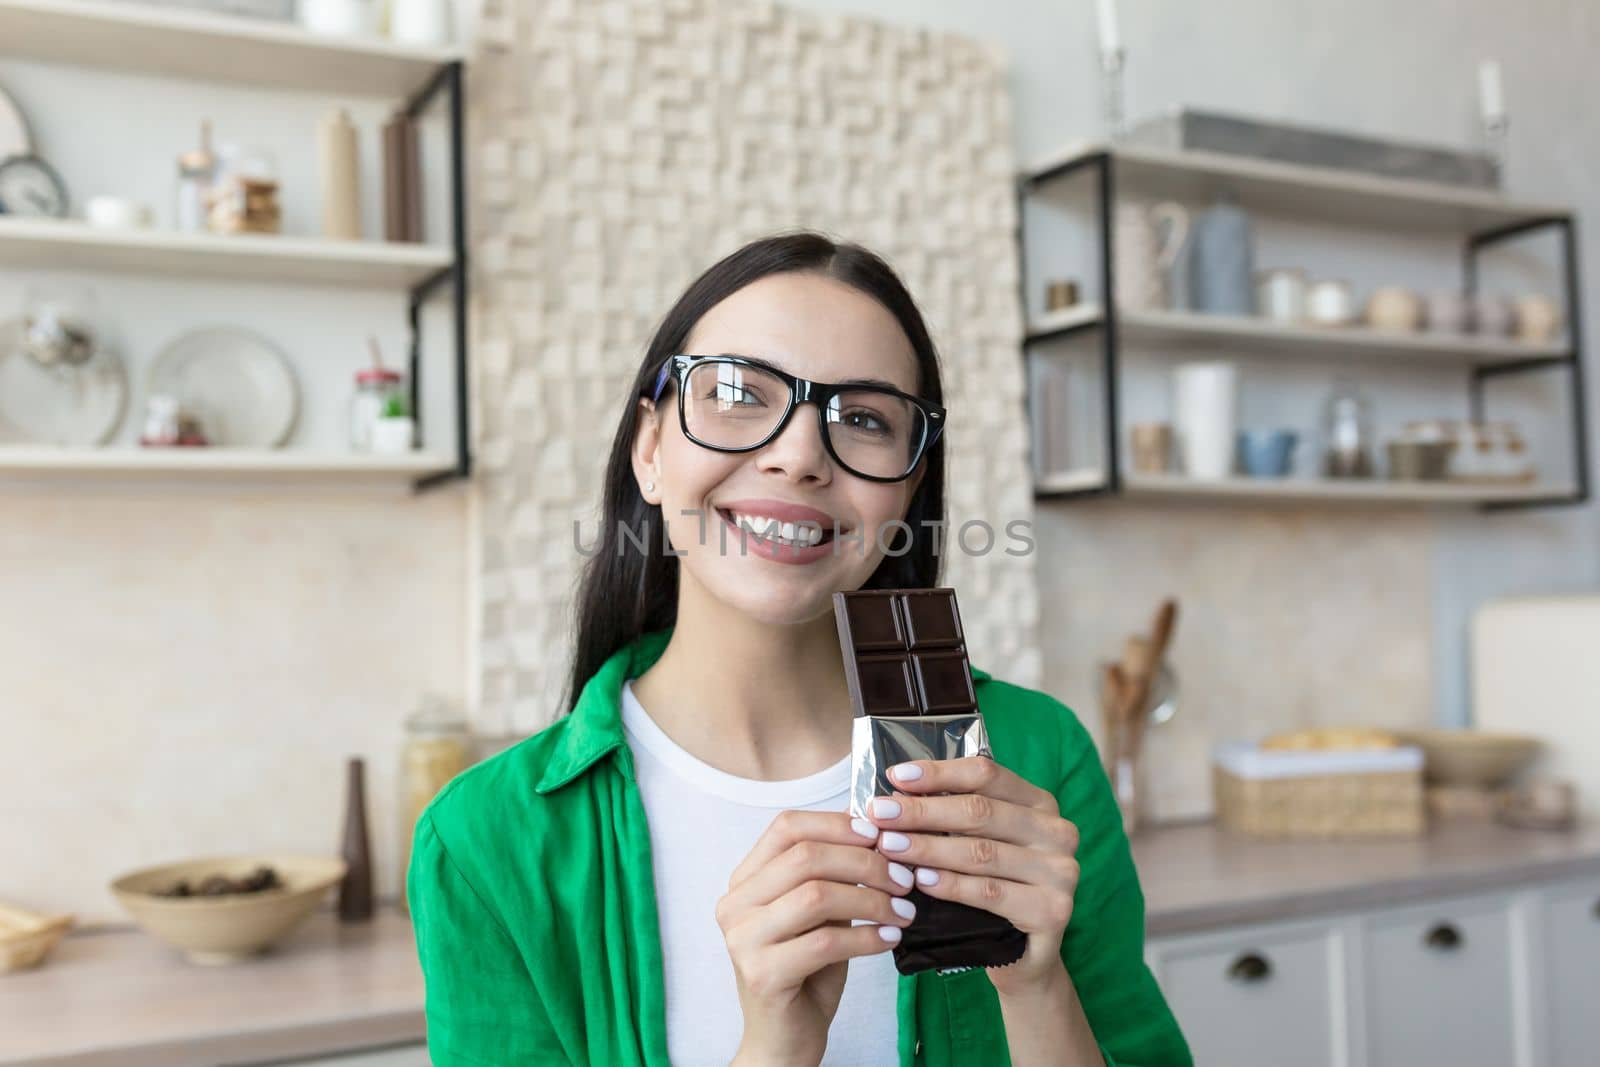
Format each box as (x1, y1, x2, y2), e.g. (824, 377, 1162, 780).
(840, 408, 892, 436)
(708, 383, 767, 406)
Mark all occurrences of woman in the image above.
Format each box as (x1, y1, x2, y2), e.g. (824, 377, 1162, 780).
(409, 232, 1190, 1066)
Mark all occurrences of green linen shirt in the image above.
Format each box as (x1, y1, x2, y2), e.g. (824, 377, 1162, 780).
(408, 628, 1191, 1066)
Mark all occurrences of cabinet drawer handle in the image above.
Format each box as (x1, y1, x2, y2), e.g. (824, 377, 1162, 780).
(1227, 952, 1272, 983)
(1424, 922, 1464, 951)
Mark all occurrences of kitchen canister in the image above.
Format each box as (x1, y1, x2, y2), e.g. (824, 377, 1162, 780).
(1255, 268, 1307, 323)
(1366, 287, 1423, 332)
(1424, 291, 1473, 334)
(1306, 279, 1355, 326)
(1173, 361, 1238, 480)
(1188, 192, 1256, 316)
(1514, 295, 1562, 343)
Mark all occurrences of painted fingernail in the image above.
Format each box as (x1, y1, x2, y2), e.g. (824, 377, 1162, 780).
(891, 897, 917, 921)
(872, 797, 902, 819)
(880, 831, 911, 853)
(915, 867, 941, 887)
(887, 861, 914, 888)
(878, 925, 903, 943)
(891, 762, 924, 781)
(851, 818, 879, 839)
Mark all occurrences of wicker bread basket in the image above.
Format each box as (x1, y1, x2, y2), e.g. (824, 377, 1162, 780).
(1213, 742, 1425, 838)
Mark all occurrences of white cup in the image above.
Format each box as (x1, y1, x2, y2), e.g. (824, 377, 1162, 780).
(84, 196, 152, 229)
(1173, 362, 1237, 480)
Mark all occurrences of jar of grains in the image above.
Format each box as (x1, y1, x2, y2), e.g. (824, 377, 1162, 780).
(397, 695, 472, 911)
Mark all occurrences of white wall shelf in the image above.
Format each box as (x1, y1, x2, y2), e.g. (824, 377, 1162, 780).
(1034, 468, 1571, 507)
(0, 446, 454, 483)
(1026, 303, 1573, 369)
(0, 217, 453, 288)
(0, 0, 461, 96)
(1122, 473, 1569, 506)
(1024, 141, 1570, 233)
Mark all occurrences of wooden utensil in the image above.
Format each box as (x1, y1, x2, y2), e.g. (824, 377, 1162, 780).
(0, 899, 74, 974)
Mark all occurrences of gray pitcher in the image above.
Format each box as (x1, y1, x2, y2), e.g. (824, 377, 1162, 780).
(1187, 192, 1255, 316)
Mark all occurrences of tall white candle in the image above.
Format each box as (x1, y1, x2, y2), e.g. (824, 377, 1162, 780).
(1097, 0, 1122, 56)
(1479, 59, 1505, 121)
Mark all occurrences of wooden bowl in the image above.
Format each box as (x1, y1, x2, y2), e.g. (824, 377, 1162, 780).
(1395, 730, 1542, 788)
(0, 902, 74, 974)
(110, 855, 346, 965)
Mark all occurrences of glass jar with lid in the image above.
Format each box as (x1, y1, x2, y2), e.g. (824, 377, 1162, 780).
(397, 695, 472, 912)
(350, 365, 406, 451)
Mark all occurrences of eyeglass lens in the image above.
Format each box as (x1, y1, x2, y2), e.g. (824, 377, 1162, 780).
(681, 360, 928, 479)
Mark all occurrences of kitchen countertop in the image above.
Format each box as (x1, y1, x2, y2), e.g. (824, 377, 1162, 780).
(1134, 818, 1600, 936)
(9, 823, 1600, 1064)
(0, 908, 423, 1067)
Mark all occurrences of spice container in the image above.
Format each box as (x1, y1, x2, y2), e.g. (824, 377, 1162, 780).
(175, 121, 216, 234)
(397, 696, 472, 911)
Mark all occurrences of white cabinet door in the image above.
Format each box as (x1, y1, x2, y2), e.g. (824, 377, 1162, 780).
(1543, 877, 1600, 1067)
(1150, 919, 1342, 1067)
(1364, 894, 1516, 1067)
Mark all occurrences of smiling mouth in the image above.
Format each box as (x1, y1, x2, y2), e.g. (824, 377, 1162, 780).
(715, 508, 843, 549)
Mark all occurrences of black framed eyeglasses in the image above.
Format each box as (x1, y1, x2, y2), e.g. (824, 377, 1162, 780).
(645, 354, 945, 483)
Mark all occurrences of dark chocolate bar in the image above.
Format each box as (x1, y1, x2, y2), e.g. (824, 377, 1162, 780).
(833, 588, 1028, 975)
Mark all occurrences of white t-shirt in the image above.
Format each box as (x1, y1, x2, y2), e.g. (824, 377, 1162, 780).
(620, 678, 901, 1067)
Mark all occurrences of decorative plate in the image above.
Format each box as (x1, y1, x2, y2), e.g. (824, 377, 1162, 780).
(148, 327, 300, 448)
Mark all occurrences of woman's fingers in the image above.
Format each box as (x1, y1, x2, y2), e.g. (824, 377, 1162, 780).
(868, 788, 1078, 850)
(744, 923, 903, 994)
(728, 880, 916, 949)
(727, 810, 880, 889)
(875, 830, 1079, 890)
(885, 756, 1056, 811)
(909, 866, 1078, 935)
(722, 836, 915, 918)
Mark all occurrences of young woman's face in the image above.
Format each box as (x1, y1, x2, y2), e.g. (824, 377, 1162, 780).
(634, 271, 926, 627)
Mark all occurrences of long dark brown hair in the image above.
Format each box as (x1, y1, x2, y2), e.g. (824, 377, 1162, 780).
(562, 231, 949, 713)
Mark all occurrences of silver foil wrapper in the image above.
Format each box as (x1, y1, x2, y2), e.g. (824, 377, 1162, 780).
(849, 712, 992, 818)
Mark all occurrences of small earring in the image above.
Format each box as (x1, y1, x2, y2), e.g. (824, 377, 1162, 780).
(644, 480, 655, 493)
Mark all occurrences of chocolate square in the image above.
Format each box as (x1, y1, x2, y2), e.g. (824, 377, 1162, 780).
(911, 650, 977, 714)
(855, 655, 918, 717)
(899, 590, 964, 648)
(838, 590, 907, 652)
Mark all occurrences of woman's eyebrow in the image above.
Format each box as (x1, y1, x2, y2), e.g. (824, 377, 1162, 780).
(715, 352, 905, 392)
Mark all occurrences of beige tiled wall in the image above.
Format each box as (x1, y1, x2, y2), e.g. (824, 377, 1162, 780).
(470, 0, 1043, 733)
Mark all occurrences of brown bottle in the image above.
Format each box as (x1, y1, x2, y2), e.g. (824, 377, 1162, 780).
(339, 757, 375, 922)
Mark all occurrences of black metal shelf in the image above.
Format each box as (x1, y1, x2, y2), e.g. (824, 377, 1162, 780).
(1017, 148, 1589, 512)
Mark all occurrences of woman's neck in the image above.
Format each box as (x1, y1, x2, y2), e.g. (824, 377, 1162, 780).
(630, 586, 855, 782)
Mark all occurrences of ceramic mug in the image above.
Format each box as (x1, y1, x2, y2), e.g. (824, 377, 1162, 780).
(1255, 269, 1307, 323)
(1366, 287, 1423, 332)
(1424, 291, 1472, 334)
(1515, 295, 1562, 343)
(1237, 429, 1298, 477)
(1306, 280, 1355, 326)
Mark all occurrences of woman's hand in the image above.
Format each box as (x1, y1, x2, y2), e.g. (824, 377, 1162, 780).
(865, 757, 1081, 997)
(717, 810, 918, 1067)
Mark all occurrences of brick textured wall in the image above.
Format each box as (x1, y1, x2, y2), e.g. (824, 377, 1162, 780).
(470, 0, 1040, 733)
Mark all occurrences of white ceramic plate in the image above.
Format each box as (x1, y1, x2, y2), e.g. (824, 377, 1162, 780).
(0, 318, 127, 446)
(0, 85, 30, 162)
(148, 328, 299, 448)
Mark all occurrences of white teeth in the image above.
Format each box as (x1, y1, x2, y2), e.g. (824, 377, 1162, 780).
(728, 511, 826, 547)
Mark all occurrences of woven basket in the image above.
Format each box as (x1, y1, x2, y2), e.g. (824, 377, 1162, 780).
(1214, 764, 1425, 838)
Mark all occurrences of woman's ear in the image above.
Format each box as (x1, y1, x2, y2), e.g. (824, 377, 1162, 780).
(632, 398, 663, 505)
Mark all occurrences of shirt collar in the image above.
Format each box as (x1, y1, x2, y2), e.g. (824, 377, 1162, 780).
(534, 625, 994, 794)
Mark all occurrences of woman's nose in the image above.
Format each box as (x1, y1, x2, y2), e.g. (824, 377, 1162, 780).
(755, 402, 833, 483)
